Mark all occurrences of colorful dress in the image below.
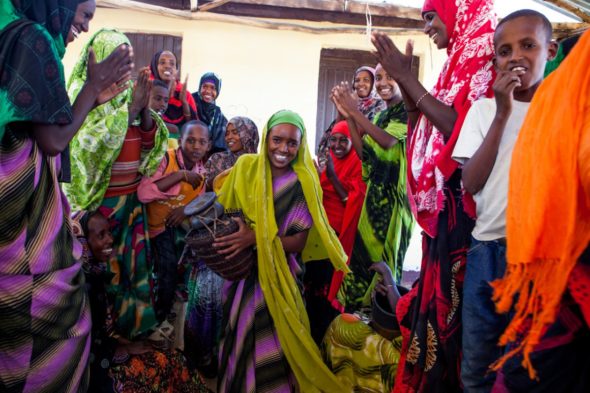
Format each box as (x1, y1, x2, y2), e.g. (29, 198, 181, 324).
(395, 0, 496, 391)
(71, 211, 210, 393)
(217, 110, 350, 392)
(322, 314, 403, 392)
(65, 29, 168, 340)
(0, 2, 91, 392)
(340, 103, 413, 312)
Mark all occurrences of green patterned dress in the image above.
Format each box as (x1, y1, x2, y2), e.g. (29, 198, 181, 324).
(340, 103, 414, 311)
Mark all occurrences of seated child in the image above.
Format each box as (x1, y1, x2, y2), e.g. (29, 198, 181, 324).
(322, 262, 405, 392)
(72, 210, 210, 393)
(138, 120, 210, 322)
(452, 9, 557, 392)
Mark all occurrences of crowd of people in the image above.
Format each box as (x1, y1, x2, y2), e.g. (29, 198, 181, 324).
(0, 0, 589, 392)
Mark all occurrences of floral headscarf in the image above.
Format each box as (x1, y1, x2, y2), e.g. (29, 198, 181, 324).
(353, 66, 387, 122)
(407, 0, 496, 237)
(204, 116, 258, 189)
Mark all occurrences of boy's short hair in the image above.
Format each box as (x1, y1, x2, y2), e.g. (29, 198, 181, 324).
(180, 120, 211, 139)
(152, 79, 169, 90)
(495, 9, 553, 43)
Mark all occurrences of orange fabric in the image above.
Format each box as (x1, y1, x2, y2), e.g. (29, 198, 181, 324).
(492, 30, 590, 379)
(146, 149, 204, 234)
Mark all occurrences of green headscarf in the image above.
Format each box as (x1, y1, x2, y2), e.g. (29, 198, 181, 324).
(218, 110, 350, 392)
(64, 29, 168, 210)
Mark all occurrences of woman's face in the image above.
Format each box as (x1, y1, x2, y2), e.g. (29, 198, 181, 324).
(87, 214, 113, 263)
(157, 51, 177, 82)
(375, 64, 401, 102)
(329, 132, 352, 159)
(200, 82, 218, 103)
(66, 0, 96, 46)
(423, 11, 449, 50)
(225, 122, 243, 153)
(267, 123, 301, 176)
(353, 70, 373, 98)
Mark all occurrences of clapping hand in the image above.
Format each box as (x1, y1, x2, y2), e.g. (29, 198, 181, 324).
(372, 32, 414, 81)
(87, 43, 134, 106)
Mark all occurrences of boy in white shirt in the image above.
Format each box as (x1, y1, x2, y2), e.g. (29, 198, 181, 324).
(452, 9, 557, 393)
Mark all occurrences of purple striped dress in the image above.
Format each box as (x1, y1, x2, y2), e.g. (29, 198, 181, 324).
(218, 170, 313, 393)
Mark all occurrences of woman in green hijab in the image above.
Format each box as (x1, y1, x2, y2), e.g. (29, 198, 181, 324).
(212, 110, 350, 392)
(64, 29, 169, 340)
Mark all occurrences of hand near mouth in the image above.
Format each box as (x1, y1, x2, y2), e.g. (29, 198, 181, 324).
(493, 70, 522, 115)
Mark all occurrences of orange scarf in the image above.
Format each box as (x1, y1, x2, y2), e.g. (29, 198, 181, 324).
(492, 30, 590, 379)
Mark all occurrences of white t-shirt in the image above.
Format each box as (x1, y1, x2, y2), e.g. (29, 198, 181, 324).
(453, 98, 530, 241)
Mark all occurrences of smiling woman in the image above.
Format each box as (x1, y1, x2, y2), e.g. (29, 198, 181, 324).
(192, 72, 228, 154)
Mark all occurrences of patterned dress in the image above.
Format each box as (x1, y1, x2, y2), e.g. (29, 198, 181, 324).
(0, 2, 90, 392)
(218, 170, 313, 393)
(341, 103, 414, 312)
(322, 314, 403, 392)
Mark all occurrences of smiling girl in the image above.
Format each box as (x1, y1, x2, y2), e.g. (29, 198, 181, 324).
(331, 64, 413, 313)
(212, 110, 349, 392)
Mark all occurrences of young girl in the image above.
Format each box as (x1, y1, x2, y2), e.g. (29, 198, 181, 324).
(204, 116, 259, 190)
(138, 120, 209, 323)
(331, 63, 414, 313)
(72, 210, 209, 393)
(212, 110, 349, 392)
(150, 50, 197, 136)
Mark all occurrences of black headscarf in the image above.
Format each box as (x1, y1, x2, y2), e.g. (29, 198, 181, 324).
(192, 72, 227, 153)
(149, 50, 197, 130)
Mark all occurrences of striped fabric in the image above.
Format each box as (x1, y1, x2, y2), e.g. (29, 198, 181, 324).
(104, 125, 157, 198)
(0, 132, 91, 393)
(218, 171, 312, 392)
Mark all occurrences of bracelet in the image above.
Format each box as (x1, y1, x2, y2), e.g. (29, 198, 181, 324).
(415, 92, 430, 108)
(183, 112, 191, 117)
(405, 106, 418, 113)
(341, 196, 349, 203)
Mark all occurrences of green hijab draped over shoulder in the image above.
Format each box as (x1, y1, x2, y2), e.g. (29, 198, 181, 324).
(218, 110, 350, 392)
(64, 28, 168, 210)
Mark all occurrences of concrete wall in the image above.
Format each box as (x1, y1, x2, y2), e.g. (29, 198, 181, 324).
(62, 7, 448, 149)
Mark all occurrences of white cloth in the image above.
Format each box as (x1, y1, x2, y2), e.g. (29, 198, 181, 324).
(453, 97, 530, 241)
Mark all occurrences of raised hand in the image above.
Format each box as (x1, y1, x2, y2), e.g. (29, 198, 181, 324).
(131, 67, 152, 111)
(179, 74, 189, 105)
(87, 44, 134, 106)
(332, 82, 358, 117)
(371, 32, 413, 81)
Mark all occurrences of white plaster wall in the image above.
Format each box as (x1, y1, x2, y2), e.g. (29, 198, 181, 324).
(62, 7, 450, 272)
(62, 7, 448, 149)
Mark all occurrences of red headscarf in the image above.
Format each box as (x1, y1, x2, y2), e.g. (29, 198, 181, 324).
(408, 0, 496, 237)
(319, 121, 367, 307)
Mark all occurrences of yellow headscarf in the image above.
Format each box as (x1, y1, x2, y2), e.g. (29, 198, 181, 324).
(218, 110, 350, 392)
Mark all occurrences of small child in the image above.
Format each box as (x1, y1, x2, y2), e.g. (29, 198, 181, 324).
(149, 79, 180, 149)
(452, 9, 557, 392)
(138, 120, 211, 322)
